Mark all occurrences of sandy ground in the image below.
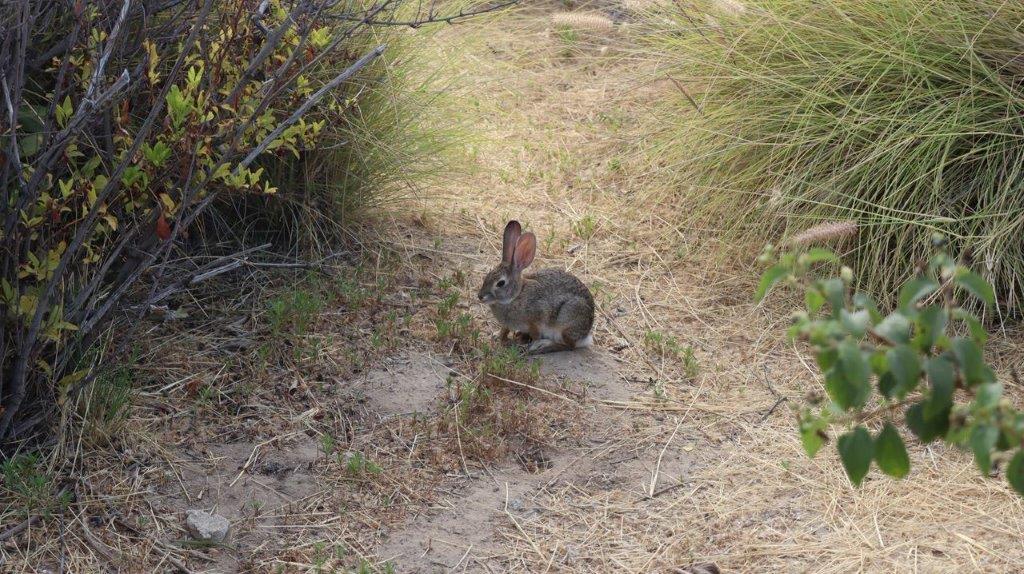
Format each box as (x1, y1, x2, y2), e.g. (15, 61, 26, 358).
(358, 4, 1024, 572)
(4, 2, 1024, 573)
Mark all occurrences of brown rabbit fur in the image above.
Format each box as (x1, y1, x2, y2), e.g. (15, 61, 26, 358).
(477, 221, 595, 354)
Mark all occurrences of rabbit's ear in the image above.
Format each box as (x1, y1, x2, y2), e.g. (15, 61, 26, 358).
(512, 232, 536, 271)
(502, 220, 522, 265)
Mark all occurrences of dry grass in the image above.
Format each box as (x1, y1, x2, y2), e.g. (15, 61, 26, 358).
(403, 3, 1024, 572)
(550, 12, 616, 32)
(5, 2, 1024, 573)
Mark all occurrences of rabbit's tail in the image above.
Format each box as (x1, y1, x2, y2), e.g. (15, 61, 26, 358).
(577, 332, 593, 348)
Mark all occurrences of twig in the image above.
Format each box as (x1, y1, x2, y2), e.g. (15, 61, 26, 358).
(503, 483, 547, 564)
(649, 481, 688, 499)
(761, 365, 781, 398)
(758, 396, 788, 424)
(142, 243, 272, 307)
(189, 260, 244, 284)
(79, 513, 122, 565)
(450, 544, 474, 572)
(649, 417, 682, 497)
(331, 0, 519, 27)
(0, 515, 39, 542)
(485, 374, 580, 404)
(453, 404, 470, 477)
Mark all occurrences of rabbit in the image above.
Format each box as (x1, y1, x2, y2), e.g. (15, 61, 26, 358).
(477, 220, 595, 354)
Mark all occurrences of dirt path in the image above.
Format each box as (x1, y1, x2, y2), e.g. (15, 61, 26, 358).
(9, 4, 1024, 574)
(369, 4, 1024, 573)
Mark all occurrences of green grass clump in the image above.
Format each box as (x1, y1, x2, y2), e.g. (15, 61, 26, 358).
(648, 0, 1024, 311)
(231, 26, 463, 253)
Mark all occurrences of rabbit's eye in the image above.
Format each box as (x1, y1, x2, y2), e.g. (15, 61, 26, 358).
(496, 279, 506, 288)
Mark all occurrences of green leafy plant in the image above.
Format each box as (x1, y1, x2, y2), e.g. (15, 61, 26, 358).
(434, 277, 479, 346)
(0, 0, 517, 443)
(757, 234, 1024, 494)
(643, 331, 698, 377)
(571, 214, 597, 241)
(1, 453, 70, 518)
(342, 450, 382, 477)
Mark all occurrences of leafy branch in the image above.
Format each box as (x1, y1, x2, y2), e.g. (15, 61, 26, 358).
(757, 234, 1024, 494)
(0, 0, 517, 443)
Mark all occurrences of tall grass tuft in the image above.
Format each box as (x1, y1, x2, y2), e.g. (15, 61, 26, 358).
(221, 27, 462, 253)
(647, 0, 1024, 311)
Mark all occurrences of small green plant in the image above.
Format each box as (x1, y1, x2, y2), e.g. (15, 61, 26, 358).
(757, 234, 1024, 495)
(79, 360, 134, 442)
(571, 215, 597, 241)
(267, 284, 325, 339)
(249, 500, 265, 515)
(312, 541, 330, 572)
(342, 451, 382, 477)
(434, 278, 479, 345)
(481, 345, 541, 383)
(643, 330, 699, 379)
(1, 454, 69, 518)
(320, 433, 337, 457)
(555, 26, 580, 45)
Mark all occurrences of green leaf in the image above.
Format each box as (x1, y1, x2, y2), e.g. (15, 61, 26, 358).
(899, 277, 939, 311)
(801, 428, 824, 459)
(1007, 451, 1024, 496)
(853, 292, 883, 323)
(874, 313, 911, 344)
(886, 345, 921, 399)
(970, 425, 999, 475)
(878, 372, 897, 398)
(825, 339, 871, 410)
(975, 382, 1002, 409)
(906, 401, 950, 443)
(816, 348, 838, 372)
(825, 369, 854, 411)
(914, 306, 948, 352)
(955, 269, 995, 306)
(953, 308, 988, 345)
(755, 264, 788, 302)
(869, 351, 888, 375)
(820, 278, 845, 317)
(805, 288, 825, 314)
(874, 423, 910, 479)
(837, 426, 874, 486)
(925, 355, 956, 418)
(837, 338, 870, 407)
(804, 248, 838, 264)
(840, 309, 871, 337)
(951, 337, 994, 387)
(799, 414, 828, 458)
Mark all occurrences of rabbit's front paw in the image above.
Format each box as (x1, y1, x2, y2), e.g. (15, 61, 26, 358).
(514, 331, 533, 344)
(527, 339, 553, 354)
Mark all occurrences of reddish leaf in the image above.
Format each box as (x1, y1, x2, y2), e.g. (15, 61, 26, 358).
(156, 213, 172, 241)
(184, 379, 202, 398)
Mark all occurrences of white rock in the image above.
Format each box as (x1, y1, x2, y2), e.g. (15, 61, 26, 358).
(185, 510, 230, 543)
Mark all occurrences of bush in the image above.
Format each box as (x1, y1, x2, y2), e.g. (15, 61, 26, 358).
(228, 26, 463, 251)
(758, 232, 1024, 495)
(647, 0, 1024, 312)
(0, 0, 509, 442)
